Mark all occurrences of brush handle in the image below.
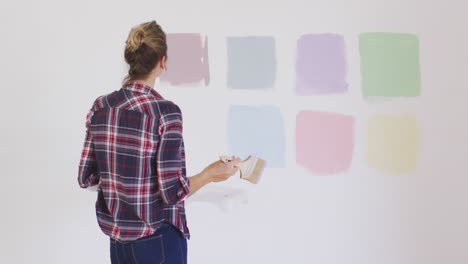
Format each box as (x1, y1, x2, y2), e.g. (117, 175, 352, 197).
(219, 155, 265, 184)
(219, 155, 235, 163)
(219, 155, 248, 177)
(236, 160, 249, 179)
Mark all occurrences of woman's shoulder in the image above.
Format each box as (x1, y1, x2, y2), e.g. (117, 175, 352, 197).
(90, 90, 122, 110)
(156, 99, 182, 117)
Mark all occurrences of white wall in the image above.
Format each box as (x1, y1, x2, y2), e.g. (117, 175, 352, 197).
(1, 0, 468, 263)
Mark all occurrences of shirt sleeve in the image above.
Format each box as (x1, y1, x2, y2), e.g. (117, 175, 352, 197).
(77, 98, 101, 189)
(156, 104, 191, 205)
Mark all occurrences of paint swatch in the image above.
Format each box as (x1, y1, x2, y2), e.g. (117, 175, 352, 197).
(228, 105, 285, 167)
(359, 33, 420, 97)
(227, 37, 276, 89)
(296, 111, 354, 175)
(296, 34, 348, 95)
(367, 114, 420, 173)
(160, 33, 209, 86)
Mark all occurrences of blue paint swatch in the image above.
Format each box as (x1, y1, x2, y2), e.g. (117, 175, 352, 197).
(228, 105, 285, 167)
(227, 37, 276, 89)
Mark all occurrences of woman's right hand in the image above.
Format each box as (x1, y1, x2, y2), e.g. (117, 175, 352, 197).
(201, 157, 241, 183)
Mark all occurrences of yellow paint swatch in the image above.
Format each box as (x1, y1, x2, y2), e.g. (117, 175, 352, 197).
(368, 114, 420, 173)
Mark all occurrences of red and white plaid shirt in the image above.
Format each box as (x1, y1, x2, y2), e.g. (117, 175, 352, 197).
(78, 82, 190, 241)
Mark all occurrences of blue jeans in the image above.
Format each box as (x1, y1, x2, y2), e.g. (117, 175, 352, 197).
(110, 223, 187, 264)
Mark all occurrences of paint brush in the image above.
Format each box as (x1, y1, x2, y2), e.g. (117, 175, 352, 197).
(219, 155, 266, 184)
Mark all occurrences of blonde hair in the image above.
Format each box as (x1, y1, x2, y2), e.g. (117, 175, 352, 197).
(123, 21, 167, 85)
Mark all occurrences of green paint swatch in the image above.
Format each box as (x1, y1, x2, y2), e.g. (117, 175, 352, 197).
(359, 33, 421, 97)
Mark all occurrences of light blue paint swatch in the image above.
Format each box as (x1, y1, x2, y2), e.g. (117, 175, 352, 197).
(228, 105, 285, 167)
(227, 37, 276, 89)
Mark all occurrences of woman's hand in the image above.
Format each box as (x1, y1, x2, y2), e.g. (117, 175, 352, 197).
(201, 157, 241, 183)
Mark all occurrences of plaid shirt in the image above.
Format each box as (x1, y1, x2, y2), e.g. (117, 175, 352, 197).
(78, 82, 190, 241)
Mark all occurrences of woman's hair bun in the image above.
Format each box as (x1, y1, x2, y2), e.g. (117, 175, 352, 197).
(123, 20, 167, 85)
(126, 27, 145, 52)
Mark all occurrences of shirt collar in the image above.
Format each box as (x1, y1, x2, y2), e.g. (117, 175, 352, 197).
(123, 81, 163, 99)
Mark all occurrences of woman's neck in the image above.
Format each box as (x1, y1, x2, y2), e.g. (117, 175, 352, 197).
(135, 74, 157, 88)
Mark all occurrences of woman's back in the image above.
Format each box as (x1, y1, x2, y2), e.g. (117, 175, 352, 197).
(78, 82, 190, 241)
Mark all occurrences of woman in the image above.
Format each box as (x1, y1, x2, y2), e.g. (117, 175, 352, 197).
(77, 20, 240, 264)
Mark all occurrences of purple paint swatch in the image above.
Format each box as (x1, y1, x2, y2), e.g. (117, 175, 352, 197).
(160, 33, 210, 86)
(296, 34, 348, 95)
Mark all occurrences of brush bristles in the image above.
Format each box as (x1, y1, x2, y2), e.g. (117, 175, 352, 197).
(242, 158, 266, 184)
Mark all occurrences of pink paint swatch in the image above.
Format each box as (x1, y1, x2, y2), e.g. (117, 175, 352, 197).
(296, 111, 354, 175)
(160, 33, 210, 86)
